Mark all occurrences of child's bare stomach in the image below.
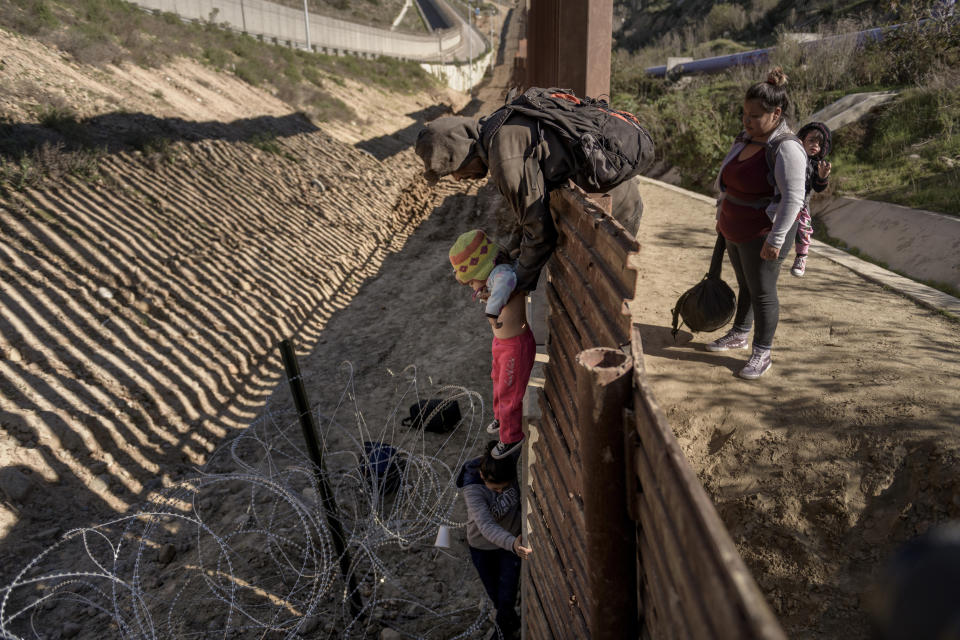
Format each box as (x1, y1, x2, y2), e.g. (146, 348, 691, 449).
(489, 293, 529, 339)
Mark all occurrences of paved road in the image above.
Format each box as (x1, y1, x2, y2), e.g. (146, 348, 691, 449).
(418, 0, 454, 30)
(428, 0, 487, 62)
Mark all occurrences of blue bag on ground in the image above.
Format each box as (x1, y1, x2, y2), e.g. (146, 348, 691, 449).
(362, 441, 405, 495)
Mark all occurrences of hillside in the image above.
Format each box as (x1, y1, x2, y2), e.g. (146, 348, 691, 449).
(0, 15, 520, 636)
(610, 1, 960, 224)
(614, 0, 893, 54)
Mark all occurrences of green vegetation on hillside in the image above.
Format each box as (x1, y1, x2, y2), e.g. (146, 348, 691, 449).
(612, 5, 960, 215)
(0, 0, 438, 122)
(614, 0, 891, 54)
(831, 81, 960, 213)
(0, 0, 441, 194)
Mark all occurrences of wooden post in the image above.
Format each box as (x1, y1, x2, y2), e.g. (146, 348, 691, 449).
(576, 347, 636, 639)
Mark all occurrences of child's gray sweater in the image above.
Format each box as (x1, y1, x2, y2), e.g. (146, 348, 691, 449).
(456, 457, 521, 552)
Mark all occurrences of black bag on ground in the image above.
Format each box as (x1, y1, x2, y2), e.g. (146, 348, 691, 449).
(401, 399, 461, 433)
(671, 234, 736, 339)
(479, 87, 655, 192)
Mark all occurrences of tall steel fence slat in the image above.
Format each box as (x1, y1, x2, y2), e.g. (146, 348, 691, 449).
(524, 184, 788, 639)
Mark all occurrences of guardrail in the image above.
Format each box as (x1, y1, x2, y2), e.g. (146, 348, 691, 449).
(133, 0, 462, 60)
(522, 185, 787, 639)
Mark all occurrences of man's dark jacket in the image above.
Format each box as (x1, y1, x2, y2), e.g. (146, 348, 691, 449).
(416, 114, 583, 292)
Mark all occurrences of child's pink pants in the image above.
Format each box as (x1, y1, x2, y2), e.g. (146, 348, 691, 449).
(795, 205, 813, 257)
(491, 329, 536, 445)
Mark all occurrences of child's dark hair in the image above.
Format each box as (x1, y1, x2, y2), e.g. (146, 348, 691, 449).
(493, 249, 511, 267)
(479, 440, 518, 484)
(802, 129, 824, 145)
(745, 67, 790, 117)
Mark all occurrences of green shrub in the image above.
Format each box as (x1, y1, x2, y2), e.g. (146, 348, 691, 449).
(283, 63, 302, 83)
(704, 4, 747, 39)
(611, 50, 667, 102)
(856, 18, 960, 86)
(234, 60, 268, 86)
(3, 0, 59, 34)
(302, 65, 324, 86)
(39, 105, 78, 132)
(203, 47, 230, 69)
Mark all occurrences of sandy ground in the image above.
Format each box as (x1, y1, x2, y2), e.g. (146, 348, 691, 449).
(630, 180, 960, 638)
(0, 24, 496, 638)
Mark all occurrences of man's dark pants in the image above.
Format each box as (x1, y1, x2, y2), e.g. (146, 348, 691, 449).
(469, 546, 521, 637)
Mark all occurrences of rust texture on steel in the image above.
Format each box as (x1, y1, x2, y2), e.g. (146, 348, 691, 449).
(628, 324, 788, 640)
(524, 183, 787, 640)
(526, 0, 612, 98)
(525, 185, 638, 640)
(576, 348, 637, 639)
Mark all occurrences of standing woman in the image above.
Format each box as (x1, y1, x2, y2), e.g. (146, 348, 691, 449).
(706, 68, 807, 379)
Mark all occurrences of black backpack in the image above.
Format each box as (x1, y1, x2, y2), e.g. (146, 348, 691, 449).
(479, 87, 655, 192)
(400, 399, 461, 433)
(671, 234, 736, 338)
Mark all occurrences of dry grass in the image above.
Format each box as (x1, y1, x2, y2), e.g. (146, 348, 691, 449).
(0, 0, 438, 118)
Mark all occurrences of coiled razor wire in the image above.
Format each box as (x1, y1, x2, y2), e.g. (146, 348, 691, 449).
(0, 363, 504, 639)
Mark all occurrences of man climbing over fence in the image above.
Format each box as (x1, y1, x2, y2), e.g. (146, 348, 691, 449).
(415, 87, 655, 293)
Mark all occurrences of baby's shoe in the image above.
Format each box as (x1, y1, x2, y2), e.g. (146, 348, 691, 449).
(791, 255, 807, 277)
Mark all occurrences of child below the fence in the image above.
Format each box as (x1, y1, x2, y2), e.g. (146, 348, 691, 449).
(450, 229, 535, 459)
(455, 441, 532, 640)
(791, 122, 832, 277)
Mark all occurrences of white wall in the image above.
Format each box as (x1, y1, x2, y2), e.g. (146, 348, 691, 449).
(134, 0, 462, 60)
(420, 49, 493, 92)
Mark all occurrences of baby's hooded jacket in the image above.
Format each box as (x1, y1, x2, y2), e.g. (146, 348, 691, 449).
(797, 122, 832, 200)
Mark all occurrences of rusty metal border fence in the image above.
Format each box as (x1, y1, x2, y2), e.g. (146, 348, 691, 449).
(522, 186, 788, 640)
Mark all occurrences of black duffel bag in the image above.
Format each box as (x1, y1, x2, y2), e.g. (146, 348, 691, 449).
(671, 234, 736, 339)
(401, 399, 461, 433)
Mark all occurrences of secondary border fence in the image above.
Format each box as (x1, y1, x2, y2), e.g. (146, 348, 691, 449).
(521, 185, 788, 639)
(131, 0, 463, 60)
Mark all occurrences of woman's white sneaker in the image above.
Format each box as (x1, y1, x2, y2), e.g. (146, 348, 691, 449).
(705, 329, 750, 352)
(739, 347, 772, 379)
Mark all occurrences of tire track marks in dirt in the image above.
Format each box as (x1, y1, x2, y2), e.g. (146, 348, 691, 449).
(0, 126, 456, 577)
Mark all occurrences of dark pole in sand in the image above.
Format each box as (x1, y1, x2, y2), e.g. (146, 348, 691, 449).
(278, 338, 363, 619)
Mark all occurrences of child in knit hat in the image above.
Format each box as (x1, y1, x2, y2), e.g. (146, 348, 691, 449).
(450, 229, 535, 460)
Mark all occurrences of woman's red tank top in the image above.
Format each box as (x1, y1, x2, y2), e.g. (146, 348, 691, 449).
(718, 148, 774, 243)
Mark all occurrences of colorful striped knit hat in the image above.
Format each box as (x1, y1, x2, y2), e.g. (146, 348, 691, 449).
(449, 229, 499, 284)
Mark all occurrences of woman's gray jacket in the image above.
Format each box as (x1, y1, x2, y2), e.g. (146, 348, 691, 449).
(714, 119, 807, 249)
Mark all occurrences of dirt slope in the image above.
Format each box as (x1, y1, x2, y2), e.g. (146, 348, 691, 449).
(630, 180, 960, 639)
(0, 26, 465, 585)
